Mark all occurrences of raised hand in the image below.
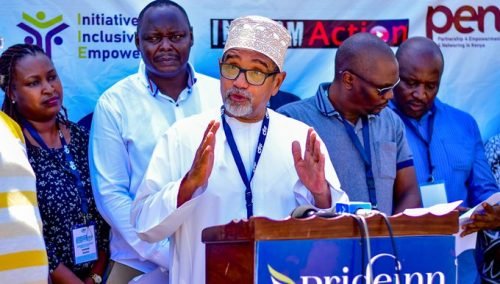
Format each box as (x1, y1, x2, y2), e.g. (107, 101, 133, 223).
(177, 120, 220, 207)
(461, 203, 500, 237)
(292, 128, 331, 208)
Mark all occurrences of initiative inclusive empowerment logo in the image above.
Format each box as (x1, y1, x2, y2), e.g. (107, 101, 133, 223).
(17, 11, 69, 58)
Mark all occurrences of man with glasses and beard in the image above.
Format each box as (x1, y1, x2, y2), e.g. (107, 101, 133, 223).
(131, 15, 348, 283)
(279, 32, 421, 215)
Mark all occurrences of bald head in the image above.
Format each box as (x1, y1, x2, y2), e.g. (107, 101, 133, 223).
(396, 37, 444, 75)
(329, 33, 399, 121)
(335, 32, 396, 77)
(393, 37, 444, 119)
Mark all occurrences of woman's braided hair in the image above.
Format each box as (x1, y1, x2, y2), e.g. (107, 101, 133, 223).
(0, 43, 68, 125)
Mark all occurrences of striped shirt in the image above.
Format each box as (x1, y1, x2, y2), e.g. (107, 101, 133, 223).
(0, 111, 48, 283)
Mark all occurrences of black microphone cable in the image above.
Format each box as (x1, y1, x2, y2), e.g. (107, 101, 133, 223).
(354, 212, 374, 284)
(376, 210, 403, 283)
(349, 213, 370, 284)
(292, 205, 376, 283)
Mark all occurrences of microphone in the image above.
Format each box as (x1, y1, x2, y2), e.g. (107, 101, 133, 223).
(290, 205, 338, 219)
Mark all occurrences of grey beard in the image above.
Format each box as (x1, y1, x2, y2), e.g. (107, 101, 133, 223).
(224, 99, 253, 117)
(223, 88, 253, 118)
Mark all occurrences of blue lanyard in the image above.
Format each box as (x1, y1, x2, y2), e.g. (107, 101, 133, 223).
(221, 107, 269, 218)
(397, 111, 436, 182)
(22, 120, 90, 220)
(341, 116, 378, 209)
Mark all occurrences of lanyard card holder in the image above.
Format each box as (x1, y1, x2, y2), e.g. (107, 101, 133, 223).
(419, 180, 447, 208)
(71, 222, 98, 265)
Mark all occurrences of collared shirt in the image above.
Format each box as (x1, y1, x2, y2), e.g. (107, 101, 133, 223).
(0, 112, 49, 283)
(144, 62, 196, 99)
(390, 98, 499, 207)
(407, 110, 433, 143)
(131, 108, 347, 284)
(278, 83, 414, 214)
(89, 61, 222, 272)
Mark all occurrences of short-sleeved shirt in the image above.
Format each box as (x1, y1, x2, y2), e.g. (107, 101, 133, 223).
(278, 83, 414, 214)
(27, 121, 109, 277)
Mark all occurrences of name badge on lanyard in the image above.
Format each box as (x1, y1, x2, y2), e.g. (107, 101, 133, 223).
(72, 223, 98, 264)
(419, 180, 447, 208)
(396, 109, 447, 208)
(22, 120, 98, 264)
(341, 116, 378, 209)
(221, 106, 269, 219)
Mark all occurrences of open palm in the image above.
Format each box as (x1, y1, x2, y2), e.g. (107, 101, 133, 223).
(292, 128, 330, 207)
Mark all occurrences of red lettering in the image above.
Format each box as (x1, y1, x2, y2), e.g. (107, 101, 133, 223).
(391, 25, 408, 45)
(308, 22, 329, 46)
(427, 5, 500, 38)
(303, 20, 408, 48)
(426, 6, 454, 39)
(477, 6, 500, 32)
(360, 21, 368, 33)
(455, 6, 478, 33)
(331, 26, 346, 46)
(347, 24, 359, 36)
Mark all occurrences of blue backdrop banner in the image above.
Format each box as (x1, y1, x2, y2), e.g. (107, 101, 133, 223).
(0, 0, 498, 140)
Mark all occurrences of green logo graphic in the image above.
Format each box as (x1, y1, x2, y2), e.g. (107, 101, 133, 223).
(17, 11, 69, 57)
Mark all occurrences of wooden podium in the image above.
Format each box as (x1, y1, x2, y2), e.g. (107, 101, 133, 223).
(202, 211, 458, 283)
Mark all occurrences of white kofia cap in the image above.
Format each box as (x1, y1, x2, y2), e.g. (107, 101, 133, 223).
(223, 15, 291, 72)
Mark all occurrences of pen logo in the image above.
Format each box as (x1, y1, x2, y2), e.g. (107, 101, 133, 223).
(268, 264, 295, 284)
(17, 11, 69, 58)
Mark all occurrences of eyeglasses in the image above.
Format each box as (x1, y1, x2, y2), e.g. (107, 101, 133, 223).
(340, 70, 400, 96)
(220, 63, 279, 86)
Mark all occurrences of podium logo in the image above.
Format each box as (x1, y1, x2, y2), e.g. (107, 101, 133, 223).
(17, 11, 69, 58)
(268, 265, 295, 284)
(267, 253, 447, 284)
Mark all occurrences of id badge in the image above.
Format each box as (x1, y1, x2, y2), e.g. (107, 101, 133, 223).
(419, 180, 447, 208)
(72, 224, 98, 265)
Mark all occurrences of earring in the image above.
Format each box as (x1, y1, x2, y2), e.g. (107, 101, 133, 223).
(11, 100, 15, 104)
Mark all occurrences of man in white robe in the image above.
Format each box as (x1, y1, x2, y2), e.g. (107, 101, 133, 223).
(131, 15, 348, 284)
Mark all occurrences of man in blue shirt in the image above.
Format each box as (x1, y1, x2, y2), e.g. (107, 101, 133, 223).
(390, 36, 499, 283)
(279, 33, 421, 214)
(390, 36, 498, 208)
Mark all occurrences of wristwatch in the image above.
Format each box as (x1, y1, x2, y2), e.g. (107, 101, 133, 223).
(90, 273, 102, 284)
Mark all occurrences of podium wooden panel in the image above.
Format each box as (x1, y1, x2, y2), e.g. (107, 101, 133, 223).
(202, 211, 458, 283)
